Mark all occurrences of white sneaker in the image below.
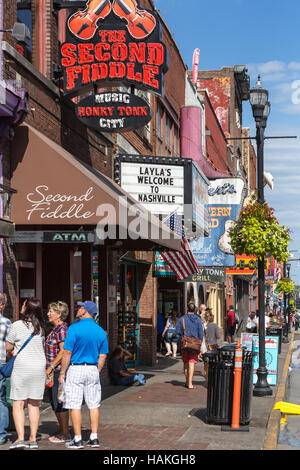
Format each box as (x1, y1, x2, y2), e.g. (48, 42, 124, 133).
(9, 440, 29, 450)
(65, 438, 84, 449)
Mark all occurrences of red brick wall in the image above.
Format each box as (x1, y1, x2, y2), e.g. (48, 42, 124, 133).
(1, 0, 187, 367)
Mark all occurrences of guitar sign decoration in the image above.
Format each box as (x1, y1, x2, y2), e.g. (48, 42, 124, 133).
(60, 0, 168, 97)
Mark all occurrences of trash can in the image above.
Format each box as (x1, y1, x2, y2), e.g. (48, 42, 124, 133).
(266, 326, 282, 354)
(205, 345, 253, 425)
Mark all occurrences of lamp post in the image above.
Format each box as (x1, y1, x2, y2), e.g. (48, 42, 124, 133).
(282, 261, 288, 343)
(282, 261, 292, 342)
(287, 263, 291, 333)
(250, 76, 272, 397)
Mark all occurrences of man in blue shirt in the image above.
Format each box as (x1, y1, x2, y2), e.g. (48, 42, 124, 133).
(59, 301, 108, 449)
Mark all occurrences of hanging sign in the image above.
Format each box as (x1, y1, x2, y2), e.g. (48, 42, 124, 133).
(226, 254, 270, 275)
(76, 91, 152, 131)
(60, 0, 169, 96)
(192, 48, 200, 84)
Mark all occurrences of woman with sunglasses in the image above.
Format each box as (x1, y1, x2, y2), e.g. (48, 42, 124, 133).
(45, 301, 70, 444)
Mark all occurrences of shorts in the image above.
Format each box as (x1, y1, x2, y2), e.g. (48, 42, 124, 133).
(48, 370, 68, 413)
(227, 325, 236, 337)
(165, 330, 180, 343)
(181, 349, 199, 364)
(64, 365, 101, 410)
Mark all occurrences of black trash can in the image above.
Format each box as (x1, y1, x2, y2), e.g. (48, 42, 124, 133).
(205, 345, 253, 425)
(266, 326, 282, 354)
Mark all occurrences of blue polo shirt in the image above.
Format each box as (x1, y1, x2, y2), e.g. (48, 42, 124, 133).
(63, 318, 109, 364)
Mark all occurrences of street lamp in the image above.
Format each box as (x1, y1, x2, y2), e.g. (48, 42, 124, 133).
(250, 76, 272, 397)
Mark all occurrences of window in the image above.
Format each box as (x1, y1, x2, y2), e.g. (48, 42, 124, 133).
(16, 0, 32, 61)
(156, 103, 163, 154)
(165, 114, 172, 156)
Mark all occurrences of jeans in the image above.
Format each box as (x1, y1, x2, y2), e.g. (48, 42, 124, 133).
(120, 374, 145, 386)
(0, 363, 9, 441)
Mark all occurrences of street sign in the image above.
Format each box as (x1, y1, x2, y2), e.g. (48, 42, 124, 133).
(178, 267, 226, 283)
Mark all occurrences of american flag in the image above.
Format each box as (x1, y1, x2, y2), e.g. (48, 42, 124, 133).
(160, 212, 199, 280)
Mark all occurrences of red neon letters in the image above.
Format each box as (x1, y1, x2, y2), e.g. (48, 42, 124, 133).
(60, 30, 165, 92)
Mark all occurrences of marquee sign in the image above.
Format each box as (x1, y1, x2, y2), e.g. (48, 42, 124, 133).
(76, 91, 152, 131)
(60, 0, 169, 96)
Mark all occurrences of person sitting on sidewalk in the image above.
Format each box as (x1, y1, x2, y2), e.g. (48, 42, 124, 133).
(108, 346, 145, 386)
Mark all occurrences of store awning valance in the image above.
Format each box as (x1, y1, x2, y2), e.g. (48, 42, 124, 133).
(11, 124, 181, 251)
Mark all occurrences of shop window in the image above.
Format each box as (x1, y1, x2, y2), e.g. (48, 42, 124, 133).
(92, 250, 99, 318)
(16, 0, 32, 61)
(174, 124, 180, 157)
(187, 284, 194, 303)
(156, 103, 163, 143)
(73, 249, 83, 310)
(165, 114, 172, 156)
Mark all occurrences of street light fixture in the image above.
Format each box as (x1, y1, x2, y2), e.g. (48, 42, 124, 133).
(250, 75, 273, 397)
(287, 263, 292, 333)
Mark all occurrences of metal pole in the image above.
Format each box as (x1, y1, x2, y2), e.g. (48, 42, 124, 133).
(253, 124, 272, 397)
(282, 261, 289, 343)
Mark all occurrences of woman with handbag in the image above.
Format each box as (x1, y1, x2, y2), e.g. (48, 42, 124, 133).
(175, 302, 204, 390)
(45, 301, 70, 443)
(5, 298, 46, 449)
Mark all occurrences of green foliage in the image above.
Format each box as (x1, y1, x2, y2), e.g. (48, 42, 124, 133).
(276, 278, 295, 295)
(230, 202, 291, 261)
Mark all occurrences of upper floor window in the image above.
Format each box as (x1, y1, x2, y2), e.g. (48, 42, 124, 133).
(16, 0, 32, 61)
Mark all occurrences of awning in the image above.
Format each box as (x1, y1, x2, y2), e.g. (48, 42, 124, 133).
(10, 124, 181, 251)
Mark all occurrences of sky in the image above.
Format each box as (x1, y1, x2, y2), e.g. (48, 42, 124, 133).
(155, 0, 300, 284)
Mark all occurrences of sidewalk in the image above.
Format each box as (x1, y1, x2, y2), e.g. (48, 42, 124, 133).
(1, 338, 293, 451)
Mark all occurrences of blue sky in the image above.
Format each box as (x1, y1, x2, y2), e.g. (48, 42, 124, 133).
(155, 0, 300, 284)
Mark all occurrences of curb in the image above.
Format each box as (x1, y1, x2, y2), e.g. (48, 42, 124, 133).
(263, 332, 295, 450)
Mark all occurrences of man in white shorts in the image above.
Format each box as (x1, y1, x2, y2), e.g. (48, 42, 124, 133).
(59, 301, 108, 449)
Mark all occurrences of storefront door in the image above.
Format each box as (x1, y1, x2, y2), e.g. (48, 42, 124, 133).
(117, 262, 140, 367)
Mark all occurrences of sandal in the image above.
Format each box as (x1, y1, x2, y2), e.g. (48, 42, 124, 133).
(165, 352, 172, 357)
(48, 434, 70, 443)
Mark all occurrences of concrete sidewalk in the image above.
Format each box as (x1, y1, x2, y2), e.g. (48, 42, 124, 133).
(1, 338, 293, 451)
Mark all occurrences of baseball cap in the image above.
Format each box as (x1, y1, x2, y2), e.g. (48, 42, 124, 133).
(77, 301, 98, 316)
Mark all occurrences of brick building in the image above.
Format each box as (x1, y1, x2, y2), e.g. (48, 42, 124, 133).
(0, 0, 192, 373)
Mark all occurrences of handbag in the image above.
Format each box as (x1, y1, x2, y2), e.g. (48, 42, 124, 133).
(0, 334, 34, 378)
(181, 316, 202, 354)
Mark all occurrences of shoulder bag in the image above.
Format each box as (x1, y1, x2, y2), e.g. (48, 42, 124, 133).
(0, 334, 34, 378)
(181, 316, 202, 354)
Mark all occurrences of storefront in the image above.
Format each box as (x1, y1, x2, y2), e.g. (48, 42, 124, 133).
(9, 124, 181, 352)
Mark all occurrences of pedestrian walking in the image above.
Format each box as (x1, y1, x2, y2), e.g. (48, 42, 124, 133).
(0, 293, 11, 445)
(294, 311, 300, 331)
(245, 312, 257, 333)
(176, 302, 203, 390)
(45, 301, 70, 443)
(202, 312, 221, 382)
(58, 301, 108, 449)
(6, 298, 46, 450)
(198, 304, 207, 319)
(108, 346, 145, 386)
(225, 305, 236, 343)
(162, 310, 180, 358)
